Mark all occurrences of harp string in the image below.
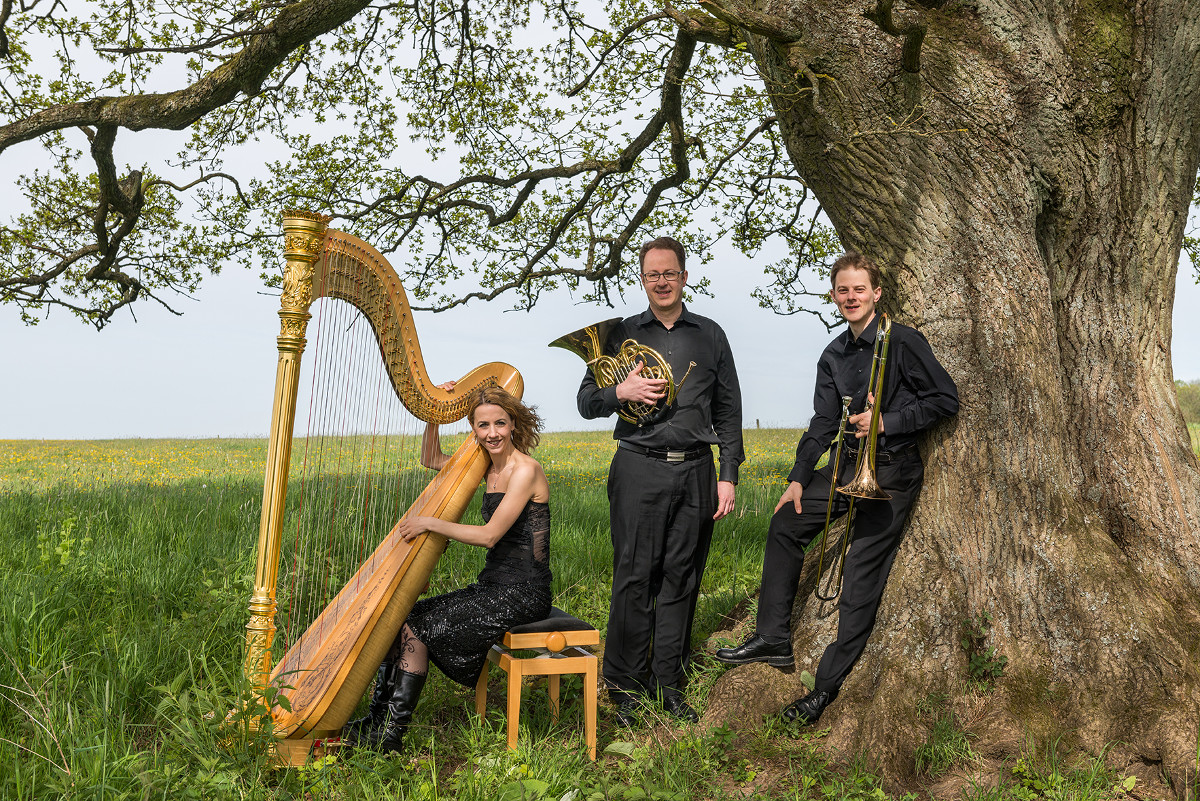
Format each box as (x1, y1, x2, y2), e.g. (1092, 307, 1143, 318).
(281, 289, 329, 657)
(305, 275, 351, 657)
(313, 299, 374, 656)
(295, 297, 371, 661)
(331, 305, 366, 625)
(274, 288, 469, 665)
(279, 261, 332, 655)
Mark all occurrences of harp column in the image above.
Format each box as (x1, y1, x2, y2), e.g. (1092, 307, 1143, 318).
(243, 210, 330, 698)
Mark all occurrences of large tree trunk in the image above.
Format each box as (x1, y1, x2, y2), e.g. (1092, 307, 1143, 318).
(705, 1, 1200, 792)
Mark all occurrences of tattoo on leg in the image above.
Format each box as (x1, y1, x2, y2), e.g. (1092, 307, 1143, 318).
(387, 623, 428, 676)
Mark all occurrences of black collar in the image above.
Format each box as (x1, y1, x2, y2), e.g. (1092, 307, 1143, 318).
(633, 304, 699, 329)
(842, 313, 881, 349)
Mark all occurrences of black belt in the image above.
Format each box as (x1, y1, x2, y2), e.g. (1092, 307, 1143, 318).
(844, 441, 917, 463)
(618, 440, 712, 463)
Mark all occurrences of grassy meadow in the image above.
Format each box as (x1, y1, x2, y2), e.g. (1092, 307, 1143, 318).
(2, 430, 1197, 800)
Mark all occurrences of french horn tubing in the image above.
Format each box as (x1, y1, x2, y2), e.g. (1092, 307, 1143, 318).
(549, 317, 695, 426)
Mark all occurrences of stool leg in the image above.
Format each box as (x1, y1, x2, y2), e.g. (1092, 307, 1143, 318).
(584, 658, 597, 761)
(506, 664, 522, 752)
(548, 675, 561, 723)
(475, 664, 488, 718)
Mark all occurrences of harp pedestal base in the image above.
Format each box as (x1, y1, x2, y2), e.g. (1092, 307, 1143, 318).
(474, 608, 599, 760)
(271, 730, 341, 767)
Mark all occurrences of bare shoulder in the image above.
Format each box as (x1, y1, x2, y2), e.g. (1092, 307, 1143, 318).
(512, 452, 550, 503)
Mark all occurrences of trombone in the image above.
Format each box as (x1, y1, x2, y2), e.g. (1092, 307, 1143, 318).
(814, 314, 893, 602)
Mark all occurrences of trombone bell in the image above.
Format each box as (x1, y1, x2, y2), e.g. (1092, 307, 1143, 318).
(837, 459, 891, 499)
(836, 314, 894, 501)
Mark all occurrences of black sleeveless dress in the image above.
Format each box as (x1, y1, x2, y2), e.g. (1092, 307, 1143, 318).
(404, 493, 552, 686)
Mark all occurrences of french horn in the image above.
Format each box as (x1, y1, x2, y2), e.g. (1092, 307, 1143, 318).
(549, 317, 694, 427)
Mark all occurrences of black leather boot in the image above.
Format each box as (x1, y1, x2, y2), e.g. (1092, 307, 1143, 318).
(356, 670, 426, 754)
(341, 662, 395, 740)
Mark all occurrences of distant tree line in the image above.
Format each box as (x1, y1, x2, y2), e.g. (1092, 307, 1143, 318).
(1178, 380, 1200, 423)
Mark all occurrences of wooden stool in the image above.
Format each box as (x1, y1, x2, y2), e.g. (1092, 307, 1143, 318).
(475, 607, 600, 760)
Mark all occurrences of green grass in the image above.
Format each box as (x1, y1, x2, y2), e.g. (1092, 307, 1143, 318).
(913, 694, 976, 779)
(0, 432, 1146, 800)
(0, 432, 795, 800)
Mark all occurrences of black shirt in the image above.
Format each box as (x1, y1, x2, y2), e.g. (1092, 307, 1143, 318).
(577, 305, 745, 484)
(788, 313, 959, 486)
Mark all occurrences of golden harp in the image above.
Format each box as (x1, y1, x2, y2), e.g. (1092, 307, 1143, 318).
(244, 210, 522, 764)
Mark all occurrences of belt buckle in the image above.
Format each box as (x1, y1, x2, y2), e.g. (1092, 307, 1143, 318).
(666, 450, 685, 463)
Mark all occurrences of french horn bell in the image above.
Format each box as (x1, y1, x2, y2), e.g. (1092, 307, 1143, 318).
(549, 318, 694, 427)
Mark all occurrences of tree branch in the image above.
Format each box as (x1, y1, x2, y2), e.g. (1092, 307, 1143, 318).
(146, 172, 250, 206)
(399, 28, 703, 311)
(567, 12, 671, 96)
(2, 0, 809, 323)
(0, 0, 12, 58)
(0, 0, 376, 154)
(697, 0, 803, 43)
(95, 26, 275, 55)
(865, 0, 926, 75)
(662, 5, 734, 49)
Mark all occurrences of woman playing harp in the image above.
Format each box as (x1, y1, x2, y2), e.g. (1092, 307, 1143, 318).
(343, 385, 552, 753)
(250, 213, 531, 762)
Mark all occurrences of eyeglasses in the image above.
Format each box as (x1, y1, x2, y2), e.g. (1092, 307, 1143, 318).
(641, 270, 683, 283)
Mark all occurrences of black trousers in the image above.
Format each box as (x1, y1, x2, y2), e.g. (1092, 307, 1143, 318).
(604, 447, 716, 702)
(757, 448, 923, 692)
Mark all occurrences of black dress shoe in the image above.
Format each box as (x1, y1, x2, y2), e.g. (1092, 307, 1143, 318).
(781, 688, 838, 725)
(713, 634, 794, 667)
(613, 699, 640, 728)
(661, 694, 699, 723)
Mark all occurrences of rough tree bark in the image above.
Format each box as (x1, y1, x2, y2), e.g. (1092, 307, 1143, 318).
(703, 0, 1200, 792)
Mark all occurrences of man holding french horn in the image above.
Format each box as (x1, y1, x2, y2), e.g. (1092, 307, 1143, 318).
(714, 252, 958, 726)
(571, 236, 744, 727)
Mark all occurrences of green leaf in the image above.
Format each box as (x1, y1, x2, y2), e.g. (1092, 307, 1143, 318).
(498, 779, 551, 800)
(604, 741, 636, 757)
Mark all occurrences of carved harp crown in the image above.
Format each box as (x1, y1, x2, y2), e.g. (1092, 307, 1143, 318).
(245, 210, 522, 762)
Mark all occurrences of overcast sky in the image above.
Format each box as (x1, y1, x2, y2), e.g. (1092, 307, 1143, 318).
(5, 232, 1199, 439)
(1, 237, 837, 438)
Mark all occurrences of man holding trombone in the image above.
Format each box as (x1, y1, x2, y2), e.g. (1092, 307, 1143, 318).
(714, 252, 958, 725)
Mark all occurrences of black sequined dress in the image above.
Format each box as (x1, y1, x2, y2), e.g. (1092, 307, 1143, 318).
(404, 493, 552, 686)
